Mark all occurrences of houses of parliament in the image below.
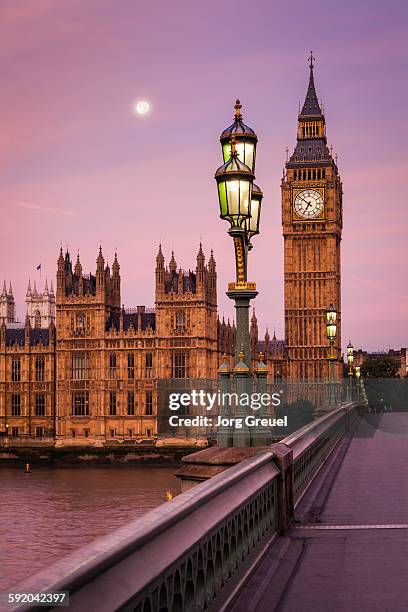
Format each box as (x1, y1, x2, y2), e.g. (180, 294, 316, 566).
(0, 58, 342, 445)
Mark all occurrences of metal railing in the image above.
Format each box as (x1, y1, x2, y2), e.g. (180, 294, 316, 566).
(8, 403, 363, 612)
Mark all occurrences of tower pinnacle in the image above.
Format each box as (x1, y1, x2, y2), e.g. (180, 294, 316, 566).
(300, 52, 322, 117)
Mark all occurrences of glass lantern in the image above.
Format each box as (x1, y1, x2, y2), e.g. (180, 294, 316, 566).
(347, 341, 354, 366)
(220, 100, 258, 173)
(244, 183, 263, 239)
(326, 303, 337, 341)
(215, 140, 254, 228)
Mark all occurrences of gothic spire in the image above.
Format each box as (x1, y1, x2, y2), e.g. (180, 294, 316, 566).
(26, 279, 32, 296)
(1, 281, 6, 297)
(8, 281, 13, 297)
(169, 250, 177, 273)
(112, 251, 120, 275)
(74, 252, 82, 276)
(300, 51, 322, 117)
(196, 242, 205, 266)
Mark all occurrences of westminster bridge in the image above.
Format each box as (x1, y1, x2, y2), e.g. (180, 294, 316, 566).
(7, 404, 408, 612)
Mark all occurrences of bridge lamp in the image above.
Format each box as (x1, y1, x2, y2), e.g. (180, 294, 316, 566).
(347, 341, 354, 365)
(326, 304, 337, 343)
(220, 100, 258, 173)
(355, 366, 361, 379)
(347, 341, 354, 374)
(215, 137, 254, 230)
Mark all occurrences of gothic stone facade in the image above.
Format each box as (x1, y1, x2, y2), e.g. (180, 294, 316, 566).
(0, 319, 56, 439)
(0, 244, 285, 445)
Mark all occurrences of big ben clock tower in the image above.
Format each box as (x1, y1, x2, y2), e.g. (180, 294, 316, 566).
(282, 54, 342, 379)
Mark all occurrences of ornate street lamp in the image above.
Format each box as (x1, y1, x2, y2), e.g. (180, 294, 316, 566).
(347, 340, 354, 402)
(220, 100, 258, 172)
(215, 102, 265, 448)
(347, 341, 354, 372)
(215, 134, 259, 363)
(325, 303, 337, 407)
(355, 366, 361, 379)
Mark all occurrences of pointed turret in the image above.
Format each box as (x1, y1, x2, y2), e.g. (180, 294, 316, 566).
(169, 250, 177, 274)
(196, 242, 205, 292)
(1, 281, 6, 297)
(196, 242, 205, 267)
(112, 252, 120, 276)
(58, 247, 64, 269)
(96, 246, 105, 291)
(208, 249, 217, 296)
(8, 282, 13, 297)
(112, 252, 121, 309)
(156, 244, 164, 267)
(299, 52, 322, 117)
(57, 248, 65, 299)
(74, 252, 82, 276)
(155, 244, 165, 295)
(26, 279, 32, 297)
(287, 53, 332, 168)
(44, 278, 49, 294)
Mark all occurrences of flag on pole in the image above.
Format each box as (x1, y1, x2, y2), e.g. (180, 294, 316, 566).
(36, 264, 41, 270)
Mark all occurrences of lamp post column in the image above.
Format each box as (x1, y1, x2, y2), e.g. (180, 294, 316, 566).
(325, 304, 337, 409)
(217, 355, 233, 448)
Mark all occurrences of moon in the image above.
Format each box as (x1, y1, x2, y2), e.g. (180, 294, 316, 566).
(134, 100, 150, 116)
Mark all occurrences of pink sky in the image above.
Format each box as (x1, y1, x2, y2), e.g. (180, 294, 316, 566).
(0, 0, 407, 352)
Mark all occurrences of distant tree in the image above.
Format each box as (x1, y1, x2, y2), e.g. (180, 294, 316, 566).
(361, 357, 399, 378)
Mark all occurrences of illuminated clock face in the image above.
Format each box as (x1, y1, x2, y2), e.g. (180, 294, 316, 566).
(294, 189, 324, 219)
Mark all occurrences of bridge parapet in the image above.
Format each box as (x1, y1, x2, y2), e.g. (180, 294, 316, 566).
(10, 403, 363, 612)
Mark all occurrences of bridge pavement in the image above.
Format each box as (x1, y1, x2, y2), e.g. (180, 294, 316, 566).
(231, 413, 408, 612)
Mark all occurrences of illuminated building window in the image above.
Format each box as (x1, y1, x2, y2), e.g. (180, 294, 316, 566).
(72, 392, 89, 416)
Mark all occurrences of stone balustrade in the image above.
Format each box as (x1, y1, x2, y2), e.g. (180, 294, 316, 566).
(9, 403, 363, 612)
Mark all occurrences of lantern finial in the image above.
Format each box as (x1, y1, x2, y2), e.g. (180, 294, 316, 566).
(234, 99, 242, 118)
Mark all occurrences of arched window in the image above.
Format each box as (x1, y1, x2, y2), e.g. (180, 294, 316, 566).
(34, 310, 41, 328)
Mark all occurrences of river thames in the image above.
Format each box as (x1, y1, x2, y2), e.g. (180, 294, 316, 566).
(0, 466, 178, 591)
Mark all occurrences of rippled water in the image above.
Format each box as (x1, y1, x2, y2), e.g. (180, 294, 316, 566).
(0, 466, 179, 590)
